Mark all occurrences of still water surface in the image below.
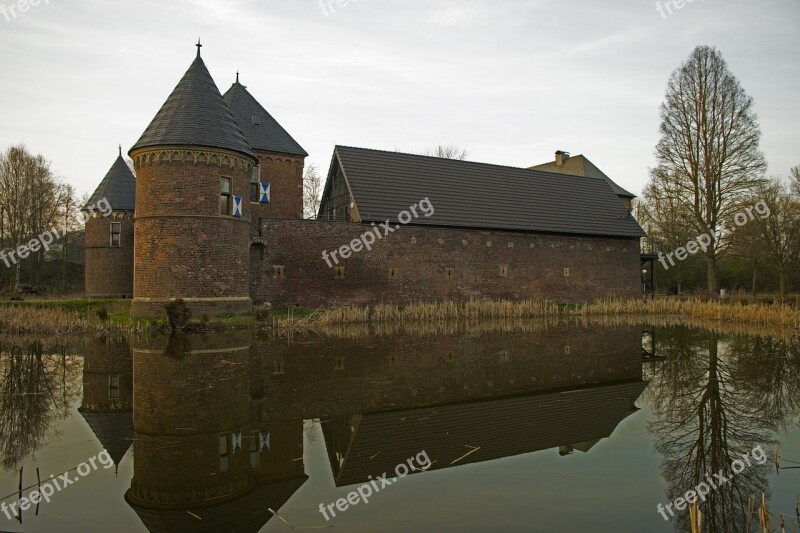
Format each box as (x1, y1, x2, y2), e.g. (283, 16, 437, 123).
(0, 322, 798, 532)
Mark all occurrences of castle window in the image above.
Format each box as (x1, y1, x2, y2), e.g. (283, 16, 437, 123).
(273, 266, 285, 280)
(220, 177, 232, 215)
(388, 268, 398, 279)
(445, 267, 454, 279)
(334, 266, 345, 280)
(108, 375, 120, 399)
(219, 434, 231, 473)
(499, 265, 508, 278)
(250, 166, 261, 202)
(564, 268, 571, 278)
(249, 437, 259, 469)
(110, 223, 121, 247)
(252, 115, 261, 125)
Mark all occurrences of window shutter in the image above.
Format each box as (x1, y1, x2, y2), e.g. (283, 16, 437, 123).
(259, 181, 271, 204)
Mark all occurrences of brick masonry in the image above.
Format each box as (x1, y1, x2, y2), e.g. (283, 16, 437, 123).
(130, 150, 254, 318)
(249, 150, 305, 220)
(84, 213, 134, 298)
(251, 219, 642, 308)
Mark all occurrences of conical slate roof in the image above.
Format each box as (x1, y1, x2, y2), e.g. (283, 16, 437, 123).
(78, 410, 133, 466)
(222, 78, 308, 157)
(130, 49, 255, 160)
(84, 152, 136, 211)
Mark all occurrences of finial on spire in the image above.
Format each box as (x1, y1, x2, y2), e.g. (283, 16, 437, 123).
(118, 144, 122, 157)
(236, 71, 239, 84)
(196, 38, 203, 57)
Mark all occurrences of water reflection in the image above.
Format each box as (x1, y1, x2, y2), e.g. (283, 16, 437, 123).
(0, 340, 81, 469)
(0, 323, 797, 531)
(646, 328, 800, 532)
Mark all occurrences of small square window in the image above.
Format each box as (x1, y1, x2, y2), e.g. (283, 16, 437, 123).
(252, 115, 261, 125)
(273, 266, 285, 280)
(564, 268, 571, 278)
(445, 268, 454, 279)
(388, 268, 398, 279)
(335, 357, 346, 371)
(334, 266, 345, 280)
(273, 360, 285, 375)
(110, 223, 121, 247)
(499, 265, 508, 278)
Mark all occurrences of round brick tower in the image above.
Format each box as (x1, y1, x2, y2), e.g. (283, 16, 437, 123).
(129, 43, 257, 318)
(83, 148, 135, 299)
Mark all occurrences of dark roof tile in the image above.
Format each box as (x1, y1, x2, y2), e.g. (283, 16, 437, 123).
(84, 154, 136, 211)
(222, 81, 307, 157)
(130, 54, 254, 159)
(333, 147, 645, 238)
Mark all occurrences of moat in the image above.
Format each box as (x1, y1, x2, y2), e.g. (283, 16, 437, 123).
(1, 322, 798, 532)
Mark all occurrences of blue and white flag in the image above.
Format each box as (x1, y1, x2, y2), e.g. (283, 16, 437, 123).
(233, 195, 243, 217)
(259, 182, 271, 204)
(233, 431, 242, 453)
(259, 431, 271, 452)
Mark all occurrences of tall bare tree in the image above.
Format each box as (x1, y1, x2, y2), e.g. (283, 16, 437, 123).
(649, 46, 767, 297)
(791, 165, 800, 198)
(303, 164, 323, 219)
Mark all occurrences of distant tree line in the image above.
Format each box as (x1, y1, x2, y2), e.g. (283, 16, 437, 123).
(0, 145, 85, 296)
(637, 45, 799, 301)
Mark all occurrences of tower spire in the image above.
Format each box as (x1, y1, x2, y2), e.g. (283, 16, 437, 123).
(236, 71, 239, 84)
(196, 38, 202, 57)
(118, 144, 122, 157)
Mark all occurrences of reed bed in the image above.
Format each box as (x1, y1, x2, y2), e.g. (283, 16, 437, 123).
(271, 298, 800, 337)
(0, 306, 129, 336)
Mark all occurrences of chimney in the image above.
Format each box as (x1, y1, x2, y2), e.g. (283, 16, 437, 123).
(555, 150, 570, 167)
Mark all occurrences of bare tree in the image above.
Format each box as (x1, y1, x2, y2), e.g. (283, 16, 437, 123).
(639, 179, 699, 295)
(791, 165, 800, 198)
(752, 177, 800, 301)
(650, 45, 767, 297)
(421, 144, 469, 160)
(303, 164, 323, 219)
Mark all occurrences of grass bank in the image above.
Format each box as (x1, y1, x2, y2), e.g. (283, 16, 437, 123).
(273, 298, 800, 334)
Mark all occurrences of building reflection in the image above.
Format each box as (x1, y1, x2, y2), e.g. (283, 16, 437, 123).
(120, 324, 651, 530)
(78, 337, 133, 473)
(125, 333, 306, 533)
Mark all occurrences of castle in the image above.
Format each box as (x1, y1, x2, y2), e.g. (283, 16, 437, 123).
(84, 44, 647, 318)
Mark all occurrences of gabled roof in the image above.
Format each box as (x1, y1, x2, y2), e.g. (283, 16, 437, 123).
(222, 78, 308, 157)
(130, 51, 255, 160)
(325, 380, 648, 487)
(84, 152, 136, 211)
(529, 154, 636, 199)
(329, 146, 645, 238)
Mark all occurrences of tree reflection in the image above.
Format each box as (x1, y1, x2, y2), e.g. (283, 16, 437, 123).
(645, 328, 791, 532)
(0, 341, 81, 470)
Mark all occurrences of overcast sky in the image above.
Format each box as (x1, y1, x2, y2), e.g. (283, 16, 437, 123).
(0, 0, 797, 199)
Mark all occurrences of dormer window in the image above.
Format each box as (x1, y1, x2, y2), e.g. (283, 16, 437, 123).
(251, 115, 261, 126)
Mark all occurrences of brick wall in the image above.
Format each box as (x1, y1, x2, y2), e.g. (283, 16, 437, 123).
(251, 220, 642, 307)
(249, 150, 304, 223)
(84, 213, 134, 298)
(131, 150, 254, 318)
(252, 324, 644, 420)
